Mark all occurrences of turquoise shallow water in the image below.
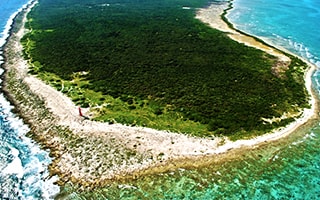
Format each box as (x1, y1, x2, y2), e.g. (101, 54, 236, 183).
(221, 0, 320, 198)
(228, 0, 320, 68)
(63, 1, 320, 198)
(1, 0, 320, 199)
(64, 126, 320, 199)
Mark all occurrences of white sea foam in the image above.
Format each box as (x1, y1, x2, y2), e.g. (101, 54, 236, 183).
(0, 10, 19, 48)
(0, 93, 30, 135)
(0, 91, 60, 198)
(2, 147, 24, 179)
(41, 175, 60, 200)
(269, 34, 320, 69)
(0, 0, 33, 73)
(14, 135, 60, 199)
(0, 2, 60, 198)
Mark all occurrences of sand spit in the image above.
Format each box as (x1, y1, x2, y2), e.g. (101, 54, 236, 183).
(196, 2, 291, 63)
(2, 0, 318, 190)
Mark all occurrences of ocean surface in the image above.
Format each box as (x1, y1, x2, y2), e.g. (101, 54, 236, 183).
(63, 0, 320, 198)
(0, 0, 59, 199)
(1, 0, 320, 199)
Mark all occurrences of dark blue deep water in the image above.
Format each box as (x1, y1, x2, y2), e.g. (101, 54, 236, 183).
(0, 0, 59, 199)
(1, 0, 319, 199)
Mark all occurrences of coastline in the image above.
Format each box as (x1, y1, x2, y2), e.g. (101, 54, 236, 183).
(2, 0, 319, 190)
(196, 1, 319, 142)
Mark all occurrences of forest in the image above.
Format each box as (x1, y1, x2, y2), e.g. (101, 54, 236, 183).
(21, 0, 309, 139)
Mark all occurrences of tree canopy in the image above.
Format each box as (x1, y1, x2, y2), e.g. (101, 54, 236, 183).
(21, 0, 309, 138)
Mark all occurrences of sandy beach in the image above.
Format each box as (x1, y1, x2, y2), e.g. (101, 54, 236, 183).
(195, 1, 318, 138)
(2, 0, 318, 189)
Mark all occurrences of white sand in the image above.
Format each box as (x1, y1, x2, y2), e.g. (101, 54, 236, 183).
(196, 1, 318, 151)
(5, 1, 318, 184)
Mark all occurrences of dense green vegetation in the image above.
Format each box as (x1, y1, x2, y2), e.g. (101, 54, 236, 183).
(21, 0, 309, 138)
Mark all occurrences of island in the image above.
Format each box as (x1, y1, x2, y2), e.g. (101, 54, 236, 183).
(2, 0, 318, 195)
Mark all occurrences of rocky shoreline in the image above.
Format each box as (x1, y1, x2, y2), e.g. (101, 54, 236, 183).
(1, 3, 224, 190)
(2, 0, 318, 192)
(1, 3, 148, 189)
